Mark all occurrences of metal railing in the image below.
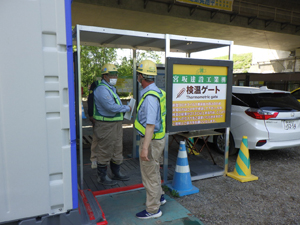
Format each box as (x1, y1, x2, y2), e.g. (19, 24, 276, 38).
(234, 0, 300, 25)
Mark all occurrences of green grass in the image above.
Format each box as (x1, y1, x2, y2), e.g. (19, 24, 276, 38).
(162, 185, 180, 198)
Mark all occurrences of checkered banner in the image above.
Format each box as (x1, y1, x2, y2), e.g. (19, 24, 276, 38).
(176, 0, 234, 11)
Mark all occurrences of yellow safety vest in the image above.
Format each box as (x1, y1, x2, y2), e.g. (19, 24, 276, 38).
(134, 89, 166, 140)
(93, 83, 123, 122)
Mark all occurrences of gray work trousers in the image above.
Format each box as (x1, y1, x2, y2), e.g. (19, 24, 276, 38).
(139, 137, 165, 214)
(91, 120, 123, 165)
(90, 126, 97, 162)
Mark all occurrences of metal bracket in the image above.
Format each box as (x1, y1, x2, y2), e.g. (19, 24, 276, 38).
(281, 22, 289, 30)
(230, 14, 237, 22)
(144, 0, 149, 9)
(248, 16, 256, 25)
(168, 3, 174, 13)
(265, 20, 273, 28)
(190, 6, 197, 16)
(211, 11, 217, 19)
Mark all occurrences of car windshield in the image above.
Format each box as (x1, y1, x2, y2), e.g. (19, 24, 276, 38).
(253, 93, 300, 111)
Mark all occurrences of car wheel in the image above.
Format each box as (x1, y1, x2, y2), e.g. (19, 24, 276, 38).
(213, 133, 238, 155)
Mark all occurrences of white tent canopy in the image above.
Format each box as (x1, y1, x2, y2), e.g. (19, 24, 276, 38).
(73, 25, 232, 53)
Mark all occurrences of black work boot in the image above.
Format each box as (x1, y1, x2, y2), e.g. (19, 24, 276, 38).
(110, 161, 130, 181)
(97, 164, 117, 186)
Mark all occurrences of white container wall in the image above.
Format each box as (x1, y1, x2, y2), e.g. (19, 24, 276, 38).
(0, 0, 74, 223)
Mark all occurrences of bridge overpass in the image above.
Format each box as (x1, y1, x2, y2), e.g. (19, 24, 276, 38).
(72, 0, 300, 52)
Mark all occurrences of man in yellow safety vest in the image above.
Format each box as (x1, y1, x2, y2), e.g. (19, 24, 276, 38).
(93, 64, 131, 186)
(134, 60, 167, 219)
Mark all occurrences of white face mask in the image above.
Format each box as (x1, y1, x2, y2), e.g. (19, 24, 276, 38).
(138, 82, 143, 90)
(109, 78, 117, 86)
(137, 74, 143, 89)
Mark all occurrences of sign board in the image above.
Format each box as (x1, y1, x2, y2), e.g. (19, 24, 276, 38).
(156, 65, 166, 91)
(116, 75, 133, 94)
(166, 57, 233, 133)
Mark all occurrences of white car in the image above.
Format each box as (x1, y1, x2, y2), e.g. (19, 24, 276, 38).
(213, 86, 300, 155)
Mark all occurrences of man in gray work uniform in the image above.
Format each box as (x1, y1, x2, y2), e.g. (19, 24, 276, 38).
(93, 64, 131, 186)
(134, 60, 167, 219)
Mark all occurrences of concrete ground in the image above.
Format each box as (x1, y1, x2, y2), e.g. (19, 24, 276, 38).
(81, 100, 300, 224)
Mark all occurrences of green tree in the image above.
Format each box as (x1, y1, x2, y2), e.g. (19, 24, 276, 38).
(75, 46, 117, 96)
(116, 56, 133, 78)
(232, 53, 252, 72)
(136, 50, 162, 64)
(214, 53, 252, 73)
(75, 46, 163, 96)
(116, 50, 163, 78)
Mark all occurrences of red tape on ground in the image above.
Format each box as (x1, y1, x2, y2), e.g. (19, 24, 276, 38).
(92, 183, 144, 196)
(79, 190, 95, 221)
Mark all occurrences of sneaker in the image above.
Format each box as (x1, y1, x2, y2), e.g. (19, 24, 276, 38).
(136, 209, 162, 219)
(91, 161, 97, 169)
(160, 195, 167, 205)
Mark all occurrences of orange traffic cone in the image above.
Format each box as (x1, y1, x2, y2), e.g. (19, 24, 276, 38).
(227, 136, 258, 182)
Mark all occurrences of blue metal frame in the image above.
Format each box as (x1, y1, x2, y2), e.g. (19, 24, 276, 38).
(65, 0, 78, 209)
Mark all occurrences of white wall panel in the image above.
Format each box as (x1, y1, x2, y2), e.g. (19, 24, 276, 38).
(0, 0, 72, 223)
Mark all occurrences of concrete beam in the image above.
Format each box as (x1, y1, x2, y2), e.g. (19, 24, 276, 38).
(72, 0, 300, 51)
